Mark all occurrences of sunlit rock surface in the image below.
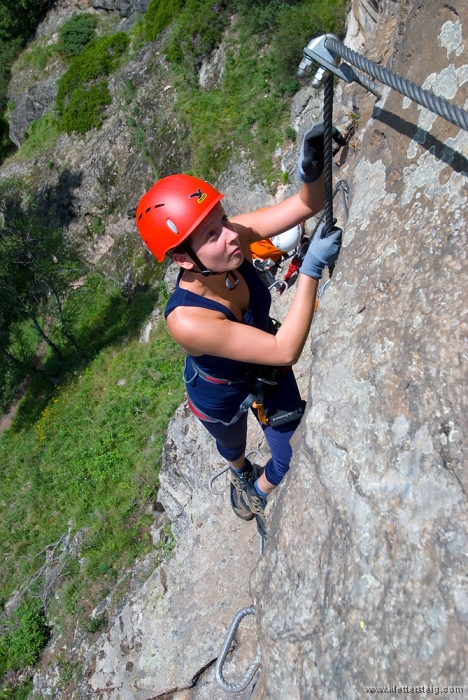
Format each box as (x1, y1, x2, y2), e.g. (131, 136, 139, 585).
(252, 1, 468, 697)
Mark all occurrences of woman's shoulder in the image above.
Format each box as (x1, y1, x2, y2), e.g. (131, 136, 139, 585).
(165, 283, 239, 322)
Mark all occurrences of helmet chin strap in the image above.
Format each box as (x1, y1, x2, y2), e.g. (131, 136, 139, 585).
(184, 242, 239, 291)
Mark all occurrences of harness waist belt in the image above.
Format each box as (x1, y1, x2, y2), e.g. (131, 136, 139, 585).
(185, 358, 294, 427)
(187, 392, 259, 427)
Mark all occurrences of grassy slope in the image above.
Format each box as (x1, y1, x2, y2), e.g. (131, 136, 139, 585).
(0, 277, 184, 641)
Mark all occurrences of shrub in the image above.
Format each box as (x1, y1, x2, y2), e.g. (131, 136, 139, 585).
(58, 81, 112, 134)
(165, 0, 230, 74)
(0, 680, 33, 700)
(59, 13, 98, 57)
(0, 599, 49, 674)
(144, 0, 185, 43)
(56, 32, 129, 113)
(85, 614, 106, 634)
(271, 0, 347, 92)
(228, 0, 303, 34)
(0, 0, 51, 139)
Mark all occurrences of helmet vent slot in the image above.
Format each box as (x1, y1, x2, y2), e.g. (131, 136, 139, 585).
(166, 219, 179, 234)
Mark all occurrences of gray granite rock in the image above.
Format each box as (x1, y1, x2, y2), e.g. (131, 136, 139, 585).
(8, 76, 58, 147)
(199, 40, 227, 91)
(83, 413, 263, 698)
(88, 0, 151, 17)
(252, 2, 468, 697)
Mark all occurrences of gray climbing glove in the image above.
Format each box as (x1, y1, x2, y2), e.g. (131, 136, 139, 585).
(300, 223, 343, 279)
(297, 123, 346, 183)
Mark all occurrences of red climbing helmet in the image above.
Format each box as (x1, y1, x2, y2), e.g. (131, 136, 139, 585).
(136, 174, 225, 262)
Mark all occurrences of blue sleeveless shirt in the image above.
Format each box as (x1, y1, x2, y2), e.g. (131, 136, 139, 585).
(165, 259, 272, 421)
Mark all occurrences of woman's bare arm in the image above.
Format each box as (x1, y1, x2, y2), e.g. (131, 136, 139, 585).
(230, 176, 325, 245)
(167, 273, 319, 367)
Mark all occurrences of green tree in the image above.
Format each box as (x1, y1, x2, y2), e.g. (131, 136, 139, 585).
(0, 178, 88, 377)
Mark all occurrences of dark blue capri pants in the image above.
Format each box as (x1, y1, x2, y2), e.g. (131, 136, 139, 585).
(196, 370, 302, 487)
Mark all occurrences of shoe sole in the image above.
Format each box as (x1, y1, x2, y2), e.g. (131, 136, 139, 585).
(230, 482, 255, 521)
(240, 488, 267, 538)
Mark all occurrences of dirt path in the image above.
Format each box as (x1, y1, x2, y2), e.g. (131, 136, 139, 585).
(0, 394, 22, 434)
(0, 335, 48, 436)
(0, 377, 30, 435)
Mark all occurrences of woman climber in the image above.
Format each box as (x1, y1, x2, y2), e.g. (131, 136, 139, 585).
(136, 124, 345, 538)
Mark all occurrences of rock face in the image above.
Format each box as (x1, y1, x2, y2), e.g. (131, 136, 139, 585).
(8, 76, 58, 147)
(252, 1, 468, 697)
(3, 32, 190, 287)
(89, 0, 151, 17)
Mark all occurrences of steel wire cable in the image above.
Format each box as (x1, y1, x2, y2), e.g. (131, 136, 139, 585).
(325, 37, 468, 132)
(322, 74, 335, 234)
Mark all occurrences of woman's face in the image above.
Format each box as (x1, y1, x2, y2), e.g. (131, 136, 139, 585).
(188, 204, 244, 273)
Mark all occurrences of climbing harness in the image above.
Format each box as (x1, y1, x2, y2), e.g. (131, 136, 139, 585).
(185, 363, 273, 427)
(185, 356, 298, 428)
(215, 607, 262, 693)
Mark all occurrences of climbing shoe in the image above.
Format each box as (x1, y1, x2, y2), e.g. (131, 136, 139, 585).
(230, 459, 263, 522)
(240, 482, 267, 539)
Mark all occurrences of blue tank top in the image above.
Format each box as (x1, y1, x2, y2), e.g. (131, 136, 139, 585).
(165, 259, 272, 420)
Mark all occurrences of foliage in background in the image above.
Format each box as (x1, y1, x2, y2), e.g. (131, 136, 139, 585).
(0, 680, 33, 700)
(19, 111, 60, 158)
(271, 0, 346, 93)
(55, 32, 129, 134)
(144, 0, 185, 43)
(59, 13, 98, 57)
(0, 275, 184, 682)
(167, 0, 346, 184)
(230, 0, 302, 34)
(172, 25, 288, 183)
(59, 80, 112, 134)
(165, 0, 230, 76)
(0, 176, 88, 397)
(0, 0, 52, 160)
(56, 32, 129, 112)
(14, 40, 61, 72)
(0, 598, 49, 674)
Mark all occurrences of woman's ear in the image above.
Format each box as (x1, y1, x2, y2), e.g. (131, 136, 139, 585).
(172, 251, 195, 270)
